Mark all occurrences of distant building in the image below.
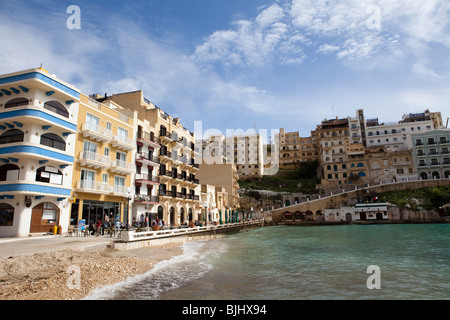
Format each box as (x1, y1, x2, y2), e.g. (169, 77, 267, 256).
(412, 129, 450, 180)
(277, 128, 319, 168)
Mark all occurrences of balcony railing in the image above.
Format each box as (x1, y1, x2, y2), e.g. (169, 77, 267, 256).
(112, 134, 135, 150)
(135, 173, 160, 184)
(137, 131, 161, 146)
(110, 159, 135, 173)
(136, 152, 160, 165)
(76, 180, 111, 193)
(79, 151, 111, 168)
(134, 195, 159, 203)
(80, 122, 112, 142)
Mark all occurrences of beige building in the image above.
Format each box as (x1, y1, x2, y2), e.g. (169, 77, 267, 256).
(202, 133, 264, 179)
(199, 184, 229, 225)
(277, 128, 319, 168)
(197, 162, 240, 210)
(103, 91, 201, 226)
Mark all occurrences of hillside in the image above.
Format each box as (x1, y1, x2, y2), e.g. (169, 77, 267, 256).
(378, 186, 450, 211)
(239, 161, 321, 194)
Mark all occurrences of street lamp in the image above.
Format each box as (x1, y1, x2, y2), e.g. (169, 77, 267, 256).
(125, 190, 132, 229)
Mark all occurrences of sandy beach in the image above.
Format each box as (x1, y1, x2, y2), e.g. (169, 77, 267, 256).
(0, 242, 183, 300)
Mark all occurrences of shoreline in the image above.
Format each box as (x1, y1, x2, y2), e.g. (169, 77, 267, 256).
(0, 242, 184, 300)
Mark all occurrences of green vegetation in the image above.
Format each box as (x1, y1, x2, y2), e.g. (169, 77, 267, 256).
(378, 186, 450, 211)
(239, 161, 320, 194)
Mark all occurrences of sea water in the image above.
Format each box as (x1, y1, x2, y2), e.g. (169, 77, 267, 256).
(85, 224, 450, 300)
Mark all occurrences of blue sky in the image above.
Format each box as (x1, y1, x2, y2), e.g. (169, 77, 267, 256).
(0, 0, 449, 138)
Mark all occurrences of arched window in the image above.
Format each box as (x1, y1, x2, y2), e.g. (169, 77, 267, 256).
(44, 101, 69, 118)
(359, 172, 366, 177)
(5, 97, 28, 108)
(327, 165, 331, 170)
(0, 164, 19, 181)
(420, 172, 428, 180)
(357, 163, 364, 167)
(40, 133, 66, 151)
(0, 129, 24, 144)
(432, 171, 440, 179)
(0, 203, 14, 226)
(157, 206, 164, 219)
(36, 166, 63, 185)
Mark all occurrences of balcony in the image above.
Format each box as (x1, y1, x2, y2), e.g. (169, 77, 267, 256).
(158, 190, 174, 198)
(112, 134, 135, 151)
(78, 151, 111, 169)
(136, 152, 160, 167)
(135, 173, 160, 185)
(134, 194, 159, 204)
(158, 170, 172, 183)
(110, 159, 135, 175)
(112, 184, 128, 196)
(159, 131, 172, 144)
(159, 150, 172, 163)
(80, 122, 112, 142)
(137, 131, 160, 149)
(75, 180, 111, 194)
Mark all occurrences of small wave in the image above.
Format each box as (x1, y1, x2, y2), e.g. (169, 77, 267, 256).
(84, 239, 227, 300)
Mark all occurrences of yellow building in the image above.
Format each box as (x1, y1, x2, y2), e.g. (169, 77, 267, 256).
(70, 94, 137, 227)
(105, 91, 201, 226)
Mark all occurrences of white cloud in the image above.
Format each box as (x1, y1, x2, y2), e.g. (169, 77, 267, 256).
(192, 0, 450, 73)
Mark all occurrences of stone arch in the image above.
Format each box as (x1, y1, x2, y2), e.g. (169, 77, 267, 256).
(169, 206, 176, 225)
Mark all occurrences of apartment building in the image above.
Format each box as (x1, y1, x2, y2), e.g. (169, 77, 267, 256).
(412, 129, 450, 180)
(227, 133, 264, 178)
(106, 91, 201, 226)
(71, 93, 137, 228)
(199, 184, 229, 225)
(365, 110, 439, 149)
(0, 68, 80, 237)
(197, 162, 240, 210)
(277, 128, 319, 168)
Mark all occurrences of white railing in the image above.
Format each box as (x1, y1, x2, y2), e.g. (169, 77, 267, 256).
(112, 159, 134, 171)
(113, 134, 134, 147)
(122, 219, 264, 242)
(76, 180, 112, 193)
(80, 151, 111, 166)
(82, 122, 112, 139)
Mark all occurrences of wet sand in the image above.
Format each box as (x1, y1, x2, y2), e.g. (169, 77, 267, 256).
(0, 242, 183, 300)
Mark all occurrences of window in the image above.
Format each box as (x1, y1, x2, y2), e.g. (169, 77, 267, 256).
(106, 122, 112, 131)
(116, 151, 126, 162)
(117, 127, 128, 137)
(104, 147, 110, 157)
(0, 129, 24, 144)
(44, 101, 69, 118)
(40, 202, 59, 224)
(0, 164, 19, 181)
(80, 170, 95, 189)
(114, 176, 125, 193)
(5, 97, 28, 108)
(83, 140, 97, 158)
(36, 166, 63, 185)
(40, 133, 65, 151)
(86, 113, 100, 125)
(102, 173, 108, 183)
(0, 203, 14, 226)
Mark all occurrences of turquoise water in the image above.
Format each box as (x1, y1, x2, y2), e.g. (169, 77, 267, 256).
(86, 224, 450, 300)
